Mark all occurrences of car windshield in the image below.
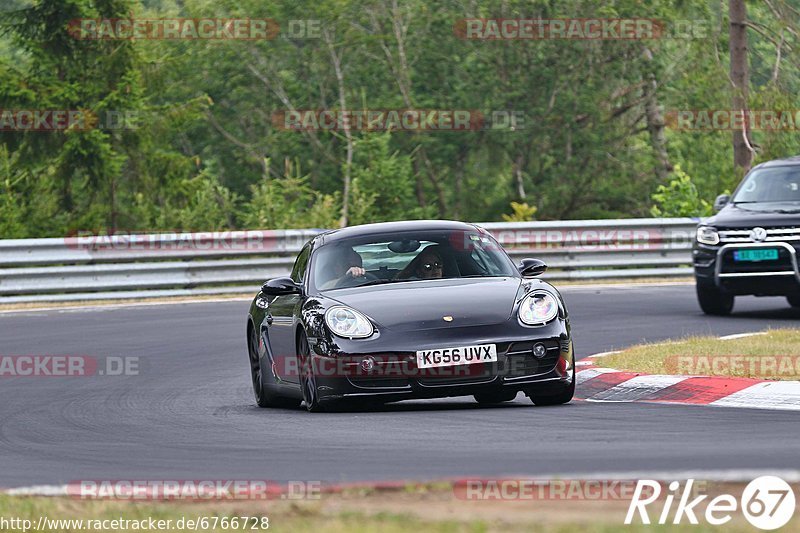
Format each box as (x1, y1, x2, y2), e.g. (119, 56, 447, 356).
(311, 229, 517, 291)
(732, 167, 800, 204)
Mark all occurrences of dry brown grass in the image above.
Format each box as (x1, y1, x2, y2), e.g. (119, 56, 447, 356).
(0, 485, 781, 533)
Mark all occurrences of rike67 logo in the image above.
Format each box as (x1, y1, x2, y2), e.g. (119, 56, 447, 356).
(626, 476, 796, 530)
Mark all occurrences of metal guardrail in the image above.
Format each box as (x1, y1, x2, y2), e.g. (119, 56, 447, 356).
(0, 219, 699, 303)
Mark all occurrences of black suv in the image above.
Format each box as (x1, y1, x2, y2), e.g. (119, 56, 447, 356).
(694, 156, 800, 315)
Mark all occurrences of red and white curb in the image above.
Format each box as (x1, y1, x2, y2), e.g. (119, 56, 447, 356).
(576, 335, 800, 411)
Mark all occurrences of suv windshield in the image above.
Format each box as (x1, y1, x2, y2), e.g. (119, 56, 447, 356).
(732, 166, 800, 204)
(311, 229, 517, 291)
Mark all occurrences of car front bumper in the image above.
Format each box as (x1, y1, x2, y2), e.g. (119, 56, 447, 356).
(307, 319, 573, 403)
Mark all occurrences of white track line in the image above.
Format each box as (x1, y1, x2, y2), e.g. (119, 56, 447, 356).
(4, 485, 68, 496)
(0, 280, 693, 315)
(718, 332, 768, 341)
(585, 350, 621, 359)
(559, 281, 693, 291)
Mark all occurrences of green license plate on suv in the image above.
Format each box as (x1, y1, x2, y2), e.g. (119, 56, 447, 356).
(733, 249, 779, 262)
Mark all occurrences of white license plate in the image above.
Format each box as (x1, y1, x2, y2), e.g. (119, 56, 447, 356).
(415, 344, 497, 369)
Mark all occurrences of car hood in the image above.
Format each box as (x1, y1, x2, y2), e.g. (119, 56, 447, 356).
(709, 203, 800, 228)
(323, 277, 523, 332)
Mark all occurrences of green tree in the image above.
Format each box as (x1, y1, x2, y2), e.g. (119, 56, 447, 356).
(241, 160, 339, 230)
(650, 166, 713, 217)
(502, 201, 537, 222)
(348, 132, 433, 225)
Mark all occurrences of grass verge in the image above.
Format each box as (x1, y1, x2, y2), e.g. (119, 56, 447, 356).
(600, 328, 800, 380)
(0, 489, 774, 533)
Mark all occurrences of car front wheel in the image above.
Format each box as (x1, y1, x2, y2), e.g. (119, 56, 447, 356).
(248, 325, 300, 409)
(298, 331, 327, 413)
(528, 353, 575, 406)
(696, 284, 734, 316)
(788, 294, 800, 308)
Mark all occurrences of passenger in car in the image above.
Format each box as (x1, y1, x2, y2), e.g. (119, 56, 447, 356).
(396, 246, 444, 280)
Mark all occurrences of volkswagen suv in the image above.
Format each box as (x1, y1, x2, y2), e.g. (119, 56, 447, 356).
(693, 156, 800, 315)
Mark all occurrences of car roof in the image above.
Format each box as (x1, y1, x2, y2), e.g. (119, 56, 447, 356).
(753, 155, 800, 169)
(315, 219, 480, 245)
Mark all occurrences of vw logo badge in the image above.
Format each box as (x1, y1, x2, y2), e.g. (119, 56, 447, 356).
(750, 227, 767, 242)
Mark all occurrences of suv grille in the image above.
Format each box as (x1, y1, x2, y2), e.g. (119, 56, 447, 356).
(719, 227, 800, 243)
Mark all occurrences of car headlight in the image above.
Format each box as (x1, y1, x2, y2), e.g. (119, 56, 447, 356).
(518, 291, 559, 325)
(696, 226, 720, 246)
(325, 306, 374, 338)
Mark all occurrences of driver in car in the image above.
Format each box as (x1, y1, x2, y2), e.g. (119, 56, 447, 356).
(319, 248, 365, 289)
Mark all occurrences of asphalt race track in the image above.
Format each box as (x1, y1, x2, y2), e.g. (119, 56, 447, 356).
(1, 283, 799, 487)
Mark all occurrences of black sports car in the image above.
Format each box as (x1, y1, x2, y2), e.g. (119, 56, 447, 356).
(246, 220, 575, 412)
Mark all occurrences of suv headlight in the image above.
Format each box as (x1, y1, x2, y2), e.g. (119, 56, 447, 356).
(697, 226, 720, 245)
(518, 291, 559, 325)
(325, 306, 374, 338)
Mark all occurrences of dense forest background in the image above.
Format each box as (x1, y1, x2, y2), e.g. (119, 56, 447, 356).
(0, 0, 798, 237)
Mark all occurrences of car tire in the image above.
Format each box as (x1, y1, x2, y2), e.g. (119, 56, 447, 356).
(788, 294, 800, 308)
(696, 284, 734, 316)
(248, 325, 300, 409)
(528, 353, 576, 406)
(473, 390, 518, 404)
(298, 331, 327, 413)
(529, 380, 575, 406)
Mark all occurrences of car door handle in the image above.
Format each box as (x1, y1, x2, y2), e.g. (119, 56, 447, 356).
(266, 314, 273, 325)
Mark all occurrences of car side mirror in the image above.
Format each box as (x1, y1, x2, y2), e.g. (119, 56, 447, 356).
(518, 258, 547, 277)
(713, 194, 730, 212)
(261, 277, 301, 296)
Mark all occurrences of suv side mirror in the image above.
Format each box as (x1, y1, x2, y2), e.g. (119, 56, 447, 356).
(713, 194, 730, 212)
(261, 277, 301, 296)
(518, 258, 547, 277)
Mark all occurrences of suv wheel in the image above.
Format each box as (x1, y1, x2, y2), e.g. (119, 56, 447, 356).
(696, 284, 734, 316)
(788, 294, 800, 308)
